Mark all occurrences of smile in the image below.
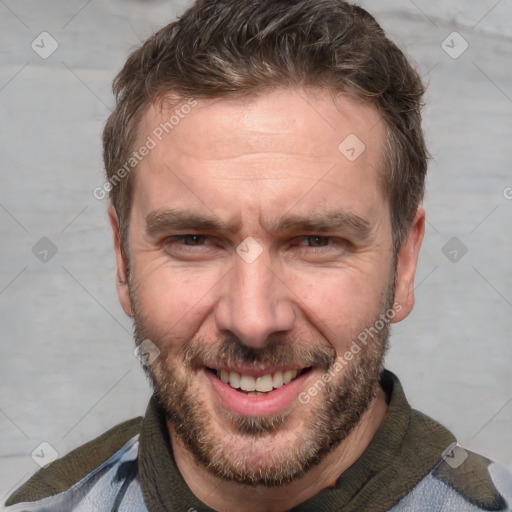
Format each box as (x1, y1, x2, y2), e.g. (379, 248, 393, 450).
(204, 365, 313, 416)
(216, 368, 305, 395)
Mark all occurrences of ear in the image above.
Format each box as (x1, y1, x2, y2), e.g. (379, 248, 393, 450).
(391, 206, 425, 323)
(108, 204, 133, 318)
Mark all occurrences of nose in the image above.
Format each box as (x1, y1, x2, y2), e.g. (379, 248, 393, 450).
(214, 251, 296, 349)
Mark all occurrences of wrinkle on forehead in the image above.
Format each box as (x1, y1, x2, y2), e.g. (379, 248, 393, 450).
(137, 87, 384, 163)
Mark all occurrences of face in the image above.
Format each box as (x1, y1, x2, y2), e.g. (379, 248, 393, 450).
(110, 88, 424, 486)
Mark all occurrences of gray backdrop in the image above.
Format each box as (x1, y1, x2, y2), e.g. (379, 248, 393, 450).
(1, 0, 511, 500)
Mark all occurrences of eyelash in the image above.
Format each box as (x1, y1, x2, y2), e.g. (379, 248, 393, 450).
(169, 235, 210, 246)
(295, 236, 341, 248)
(163, 235, 346, 251)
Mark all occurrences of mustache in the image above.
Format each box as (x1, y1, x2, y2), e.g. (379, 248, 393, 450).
(181, 335, 336, 371)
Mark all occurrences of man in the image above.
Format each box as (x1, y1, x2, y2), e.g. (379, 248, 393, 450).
(4, 0, 511, 511)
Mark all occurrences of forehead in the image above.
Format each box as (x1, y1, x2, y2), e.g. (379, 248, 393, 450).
(139, 88, 384, 161)
(132, 88, 387, 226)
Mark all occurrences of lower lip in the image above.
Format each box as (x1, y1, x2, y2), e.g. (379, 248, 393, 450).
(204, 369, 311, 417)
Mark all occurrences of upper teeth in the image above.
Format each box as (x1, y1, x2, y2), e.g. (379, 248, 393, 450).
(217, 369, 299, 392)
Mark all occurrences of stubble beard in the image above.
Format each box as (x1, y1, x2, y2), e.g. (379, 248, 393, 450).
(129, 279, 393, 487)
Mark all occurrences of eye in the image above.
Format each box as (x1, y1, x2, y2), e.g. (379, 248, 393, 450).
(172, 234, 210, 246)
(162, 234, 220, 259)
(298, 236, 332, 247)
(295, 236, 343, 248)
(162, 233, 216, 255)
(290, 235, 351, 262)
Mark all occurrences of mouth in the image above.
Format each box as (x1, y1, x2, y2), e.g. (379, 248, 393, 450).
(208, 367, 310, 395)
(203, 365, 313, 416)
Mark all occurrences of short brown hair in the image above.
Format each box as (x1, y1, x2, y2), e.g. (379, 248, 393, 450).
(102, 0, 428, 259)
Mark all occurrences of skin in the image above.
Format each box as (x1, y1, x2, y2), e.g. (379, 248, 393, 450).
(109, 88, 425, 511)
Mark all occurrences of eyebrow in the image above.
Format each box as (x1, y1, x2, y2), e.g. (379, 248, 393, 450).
(269, 211, 372, 239)
(145, 208, 372, 240)
(145, 209, 236, 238)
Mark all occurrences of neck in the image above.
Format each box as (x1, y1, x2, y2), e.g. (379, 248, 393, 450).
(167, 387, 389, 512)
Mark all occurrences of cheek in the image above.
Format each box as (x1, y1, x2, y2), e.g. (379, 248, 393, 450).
(132, 263, 223, 334)
(291, 269, 388, 344)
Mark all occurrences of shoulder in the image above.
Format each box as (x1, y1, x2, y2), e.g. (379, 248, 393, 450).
(432, 447, 512, 510)
(391, 444, 512, 511)
(380, 372, 511, 511)
(4, 416, 143, 508)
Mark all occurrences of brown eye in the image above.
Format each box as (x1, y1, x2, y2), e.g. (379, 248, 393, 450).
(303, 236, 330, 247)
(295, 236, 333, 247)
(163, 234, 213, 252)
(176, 234, 209, 245)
